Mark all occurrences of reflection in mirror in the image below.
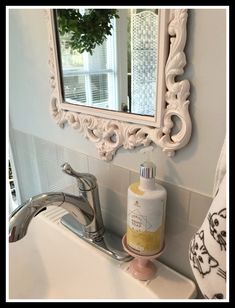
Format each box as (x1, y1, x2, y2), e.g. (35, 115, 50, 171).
(54, 8, 159, 116)
(48, 9, 192, 161)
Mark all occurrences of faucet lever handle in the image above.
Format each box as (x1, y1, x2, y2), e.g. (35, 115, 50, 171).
(61, 162, 97, 191)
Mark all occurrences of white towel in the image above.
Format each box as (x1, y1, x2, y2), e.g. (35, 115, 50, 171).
(213, 138, 226, 197)
(189, 139, 227, 299)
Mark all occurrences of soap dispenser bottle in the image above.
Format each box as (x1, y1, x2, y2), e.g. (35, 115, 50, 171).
(126, 161, 167, 255)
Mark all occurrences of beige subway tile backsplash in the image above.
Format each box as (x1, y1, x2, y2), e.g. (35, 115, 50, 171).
(158, 180, 191, 222)
(188, 192, 212, 227)
(88, 156, 110, 187)
(159, 216, 199, 281)
(129, 171, 139, 185)
(98, 185, 127, 223)
(88, 157, 130, 195)
(101, 208, 127, 237)
(64, 147, 89, 173)
(109, 164, 130, 195)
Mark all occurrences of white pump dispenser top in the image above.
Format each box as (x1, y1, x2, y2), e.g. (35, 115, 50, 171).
(139, 160, 156, 190)
(140, 161, 156, 179)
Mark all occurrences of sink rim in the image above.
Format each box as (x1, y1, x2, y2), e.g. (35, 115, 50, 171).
(8, 207, 197, 301)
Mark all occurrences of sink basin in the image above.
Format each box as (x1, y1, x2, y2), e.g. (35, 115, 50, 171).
(8, 207, 197, 300)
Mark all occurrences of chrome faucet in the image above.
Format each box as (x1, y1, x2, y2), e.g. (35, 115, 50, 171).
(9, 163, 131, 262)
(61, 162, 105, 240)
(9, 191, 94, 242)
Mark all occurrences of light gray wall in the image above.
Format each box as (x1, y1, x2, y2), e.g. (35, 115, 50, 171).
(9, 8, 226, 197)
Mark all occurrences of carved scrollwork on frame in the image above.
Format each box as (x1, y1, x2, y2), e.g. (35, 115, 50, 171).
(47, 9, 191, 161)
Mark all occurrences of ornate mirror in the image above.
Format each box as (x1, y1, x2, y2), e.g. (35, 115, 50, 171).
(47, 8, 191, 160)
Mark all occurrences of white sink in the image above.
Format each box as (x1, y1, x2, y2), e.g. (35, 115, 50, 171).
(8, 207, 197, 301)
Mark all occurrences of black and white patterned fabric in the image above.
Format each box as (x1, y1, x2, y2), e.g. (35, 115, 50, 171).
(189, 140, 226, 299)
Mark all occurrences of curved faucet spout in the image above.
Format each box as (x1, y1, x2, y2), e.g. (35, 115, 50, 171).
(9, 192, 94, 243)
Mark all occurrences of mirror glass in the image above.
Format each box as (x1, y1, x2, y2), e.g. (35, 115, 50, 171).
(54, 8, 159, 116)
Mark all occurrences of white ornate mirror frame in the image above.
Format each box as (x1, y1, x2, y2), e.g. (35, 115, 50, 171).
(47, 8, 191, 161)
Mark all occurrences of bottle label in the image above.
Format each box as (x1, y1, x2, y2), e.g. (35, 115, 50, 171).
(127, 184, 165, 254)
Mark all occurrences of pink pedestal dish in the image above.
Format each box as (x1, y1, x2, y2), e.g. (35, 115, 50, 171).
(122, 234, 165, 281)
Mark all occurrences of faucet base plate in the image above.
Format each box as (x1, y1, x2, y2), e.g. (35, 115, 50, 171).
(60, 214, 132, 262)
